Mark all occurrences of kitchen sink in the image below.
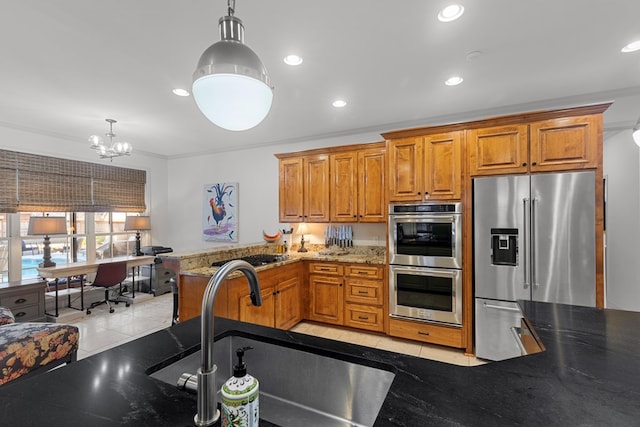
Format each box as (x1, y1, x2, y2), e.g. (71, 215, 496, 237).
(149, 333, 396, 427)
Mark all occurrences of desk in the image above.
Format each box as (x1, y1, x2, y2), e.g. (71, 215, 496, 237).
(37, 255, 155, 317)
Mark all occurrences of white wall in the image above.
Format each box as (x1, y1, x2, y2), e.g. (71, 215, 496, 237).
(603, 130, 640, 311)
(165, 132, 386, 252)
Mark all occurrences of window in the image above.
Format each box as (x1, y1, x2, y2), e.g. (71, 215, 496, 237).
(8, 211, 147, 283)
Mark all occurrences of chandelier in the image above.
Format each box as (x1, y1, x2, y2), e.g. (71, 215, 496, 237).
(88, 119, 132, 161)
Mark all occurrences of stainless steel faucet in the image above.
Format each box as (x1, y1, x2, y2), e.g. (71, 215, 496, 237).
(194, 260, 262, 426)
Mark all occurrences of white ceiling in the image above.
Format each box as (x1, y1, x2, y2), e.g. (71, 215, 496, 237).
(1, 1, 639, 158)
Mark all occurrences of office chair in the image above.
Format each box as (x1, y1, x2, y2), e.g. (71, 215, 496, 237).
(86, 261, 129, 314)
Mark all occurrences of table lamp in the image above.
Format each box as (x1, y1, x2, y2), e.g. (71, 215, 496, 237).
(28, 215, 67, 268)
(297, 222, 308, 253)
(124, 215, 151, 256)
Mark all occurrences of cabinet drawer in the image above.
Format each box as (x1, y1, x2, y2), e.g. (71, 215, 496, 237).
(0, 290, 41, 310)
(389, 317, 463, 348)
(345, 278, 383, 305)
(345, 264, 383, 279)
(308, 263, 344, 276)
(344, 304, 384, 332)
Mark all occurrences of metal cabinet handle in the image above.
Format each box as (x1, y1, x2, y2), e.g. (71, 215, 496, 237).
(418, 331, 430, 336)
(357, 290, 368, 294)
(483, 302, 522, 312)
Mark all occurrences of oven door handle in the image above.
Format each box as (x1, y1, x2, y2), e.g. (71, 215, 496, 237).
(389, 214, 458, 222)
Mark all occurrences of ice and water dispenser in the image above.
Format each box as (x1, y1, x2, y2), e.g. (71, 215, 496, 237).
(490, 228, 518, 266)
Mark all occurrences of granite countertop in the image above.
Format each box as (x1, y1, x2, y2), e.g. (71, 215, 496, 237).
(1, 301, 639, 426)
(182, 249, 386, 277)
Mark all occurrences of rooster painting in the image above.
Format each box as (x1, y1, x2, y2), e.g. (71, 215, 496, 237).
(203, 182, 238, 242)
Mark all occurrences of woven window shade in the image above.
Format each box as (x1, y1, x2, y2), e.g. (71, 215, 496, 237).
(0, 149, 146, 213)
(0, 150, 18, 213)
(91, 164, 146, 212)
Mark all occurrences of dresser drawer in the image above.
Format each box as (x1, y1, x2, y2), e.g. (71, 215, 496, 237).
(7, 304, 42, 322)
(345, 264, 384, 279)
(0, 290, 41, 310)
(344, 304, 384, 332)
(308, 263, 344, 276)
(345, 278, 383, 305)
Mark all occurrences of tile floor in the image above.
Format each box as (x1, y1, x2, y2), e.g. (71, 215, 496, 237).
(66, 293, 485, 366)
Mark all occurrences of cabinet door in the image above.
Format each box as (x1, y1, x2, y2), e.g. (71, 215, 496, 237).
(279, 157, 304, 222)
(303, 155, 330, 222)
(387, 137, 424, 201)
(529, 115, 599, 171)
(239, 287, 275, 328)
(468, 125, 529, 176)
(330, 152, 358, 222)
(275, 276, 301, 329)
(358, 147, 386, 222)
(308, 274, 344, 325)
(423, 131, 462, 200)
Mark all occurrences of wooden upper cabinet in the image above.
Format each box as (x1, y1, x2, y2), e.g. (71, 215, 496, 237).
(423, 131, 462, 200)
(357, 147, 386, 221)
(388, 137, 424, 201)
(388, 133, 461, 201)
(469, 114, 600, 176)
(303, 154, 330, 222)
(279, 154, 330, 222)
(468, 124, 529, 176)
(330, 152, 358, 222)
(279, 157, 304, 222)
(529, 114, 599, 171)
(330, 147, 386, 223)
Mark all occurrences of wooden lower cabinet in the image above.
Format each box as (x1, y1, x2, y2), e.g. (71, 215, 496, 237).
(178, 262, 302, 330)
(388, 317, 463, 348)
(307, 262, 385, 332)
(178, 274, 230, 322)
(238, 273, 301, 329)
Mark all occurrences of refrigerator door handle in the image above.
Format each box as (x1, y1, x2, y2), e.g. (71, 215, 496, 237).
(523, 197, 530, 289)
(531, 197, 537, 288)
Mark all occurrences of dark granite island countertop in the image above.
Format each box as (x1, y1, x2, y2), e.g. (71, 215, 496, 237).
(0, 301, 639, 426)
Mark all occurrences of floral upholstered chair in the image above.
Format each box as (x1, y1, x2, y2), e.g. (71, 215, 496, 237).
(0, 306, 79, 385)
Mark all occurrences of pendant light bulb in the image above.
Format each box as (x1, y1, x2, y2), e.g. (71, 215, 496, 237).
(633, 117, 640, 147)
(192, 1, 273, 131)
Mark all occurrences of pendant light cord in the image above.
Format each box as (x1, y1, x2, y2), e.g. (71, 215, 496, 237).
(227, 0, 235, 16)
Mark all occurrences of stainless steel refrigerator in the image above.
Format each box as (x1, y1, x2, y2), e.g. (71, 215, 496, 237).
(474, 171, 596, 360)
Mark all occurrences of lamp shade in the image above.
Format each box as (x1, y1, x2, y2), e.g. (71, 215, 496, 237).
(192, 15, 273, 131)
(28, 216, 67, 236)
(124, 215, 151, 231)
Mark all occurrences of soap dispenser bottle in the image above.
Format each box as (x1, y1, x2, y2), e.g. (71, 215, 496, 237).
(221, 346, 259, 427)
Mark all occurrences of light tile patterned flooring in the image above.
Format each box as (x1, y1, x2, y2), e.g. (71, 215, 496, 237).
(68, 293, 484, 366)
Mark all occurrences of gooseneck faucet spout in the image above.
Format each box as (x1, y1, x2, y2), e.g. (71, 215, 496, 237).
(194, 260, 262, 426)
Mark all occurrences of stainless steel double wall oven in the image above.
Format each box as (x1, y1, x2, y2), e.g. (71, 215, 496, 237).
(388, 202, 463, 326)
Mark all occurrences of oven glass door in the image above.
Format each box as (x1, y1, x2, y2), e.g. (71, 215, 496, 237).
(390, 265, 462, 326)
(388, 214, 462, 269)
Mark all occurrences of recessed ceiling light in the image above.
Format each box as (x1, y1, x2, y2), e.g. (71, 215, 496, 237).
(438, 4, 465, 22)
(445, 76, 464, 86)
(284, 54, 303, 66)
(172, 88, 190, 97)
(621, 40, 640, 53)
(332, 99, 347, 108)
